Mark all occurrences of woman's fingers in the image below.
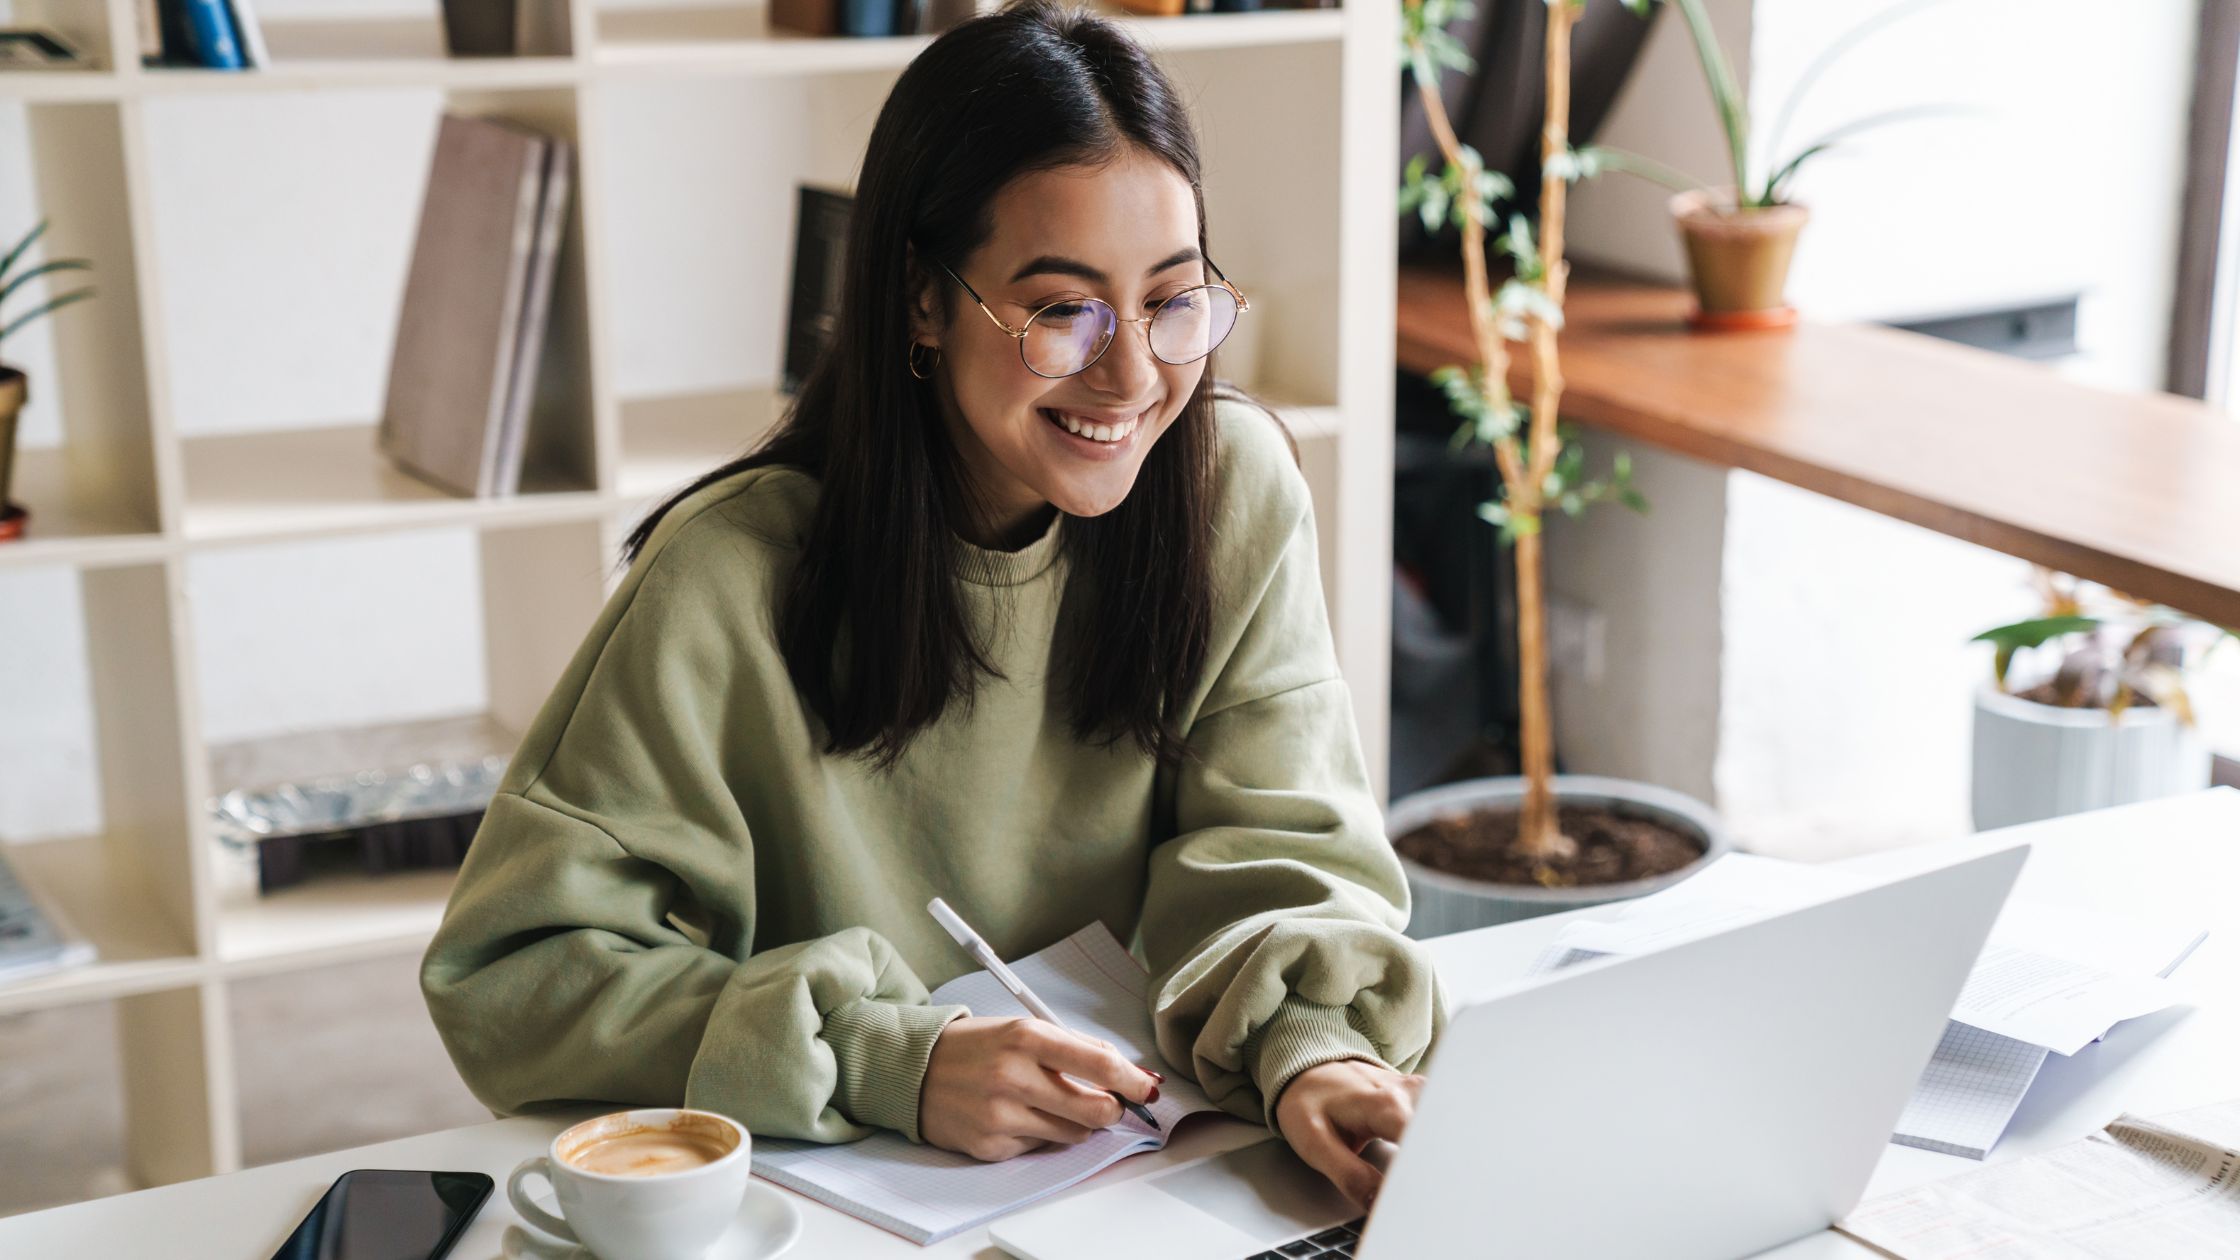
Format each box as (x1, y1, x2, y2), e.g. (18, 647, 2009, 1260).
(1016, 1022, 1159, 1100)
(1287, 1112, 1384, 1209)
(1327, 1073, 1419, 1146)
(1019, 1063, 1128, 1130)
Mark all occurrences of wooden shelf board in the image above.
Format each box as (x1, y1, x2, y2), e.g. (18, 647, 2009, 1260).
(0, 71, 123, 102)
(0, 838, 203, 1016)
(0, 445, 166, 570)
(595, 3, 1342, 74)
(214, 866, 457, 970)
(133, 18, 580, 93)
(617, 386, 785, 503)
(179, 423, 605, 545)
(1396, 264, 2240, 630)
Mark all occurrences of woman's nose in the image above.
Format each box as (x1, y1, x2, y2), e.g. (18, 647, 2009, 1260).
(1084, 317, 1162, 398)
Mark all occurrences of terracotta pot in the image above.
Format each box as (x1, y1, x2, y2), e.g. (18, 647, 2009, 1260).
(0, 365, 24, 511)
(1387, 774, 1733, 937)
(1669, 188, 1809, 327)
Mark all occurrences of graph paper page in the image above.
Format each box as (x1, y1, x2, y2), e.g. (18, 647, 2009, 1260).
(1890, 1022, 2049, 1160)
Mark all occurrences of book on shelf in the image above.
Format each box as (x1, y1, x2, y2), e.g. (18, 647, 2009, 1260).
(782, 185, 853, 397)
(144, 0, 267, 69)
(0, 847, 98, 990)
(379, 113, 573, 499)
(442, 0, 572, 56)
(771, 0, 950, 38)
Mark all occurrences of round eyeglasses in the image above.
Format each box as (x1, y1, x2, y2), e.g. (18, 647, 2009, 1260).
(932, 256, 1250, 379)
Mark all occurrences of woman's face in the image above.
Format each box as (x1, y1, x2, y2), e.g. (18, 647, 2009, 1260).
(913, 146, 1209, 547)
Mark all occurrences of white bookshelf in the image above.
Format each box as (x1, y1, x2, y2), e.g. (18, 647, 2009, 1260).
(0, 0, 1395, 1192)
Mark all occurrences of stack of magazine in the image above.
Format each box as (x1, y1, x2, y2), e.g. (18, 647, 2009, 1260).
(379, 112, 574, 499)
(0, 849, 97, 989)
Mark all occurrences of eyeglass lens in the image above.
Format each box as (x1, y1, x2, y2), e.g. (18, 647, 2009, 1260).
(1022, 285, 1240, 378)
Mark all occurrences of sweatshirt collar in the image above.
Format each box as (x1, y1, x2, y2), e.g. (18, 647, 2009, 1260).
(952, 508, 1065, 587)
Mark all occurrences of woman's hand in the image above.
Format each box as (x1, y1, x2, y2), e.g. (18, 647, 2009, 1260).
(1274, 1058, 1425, 1209)
(919, 1016, 1163, 1161)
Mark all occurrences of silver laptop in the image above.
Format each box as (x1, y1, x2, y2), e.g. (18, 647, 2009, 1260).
(991, 844, 2026, 1260)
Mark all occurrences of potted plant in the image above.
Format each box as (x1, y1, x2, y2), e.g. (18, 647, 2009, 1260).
(1553, 0, 1966, 329)
(1969, 568, 2233, 831)
(1393, 0, 1730, 934)
(0, 218, 96, 542)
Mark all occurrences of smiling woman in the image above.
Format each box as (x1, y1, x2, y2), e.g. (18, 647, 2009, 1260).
(419, 0, 1442, 1214)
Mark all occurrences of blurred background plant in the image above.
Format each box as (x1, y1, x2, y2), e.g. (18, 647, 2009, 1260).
(1398, 0, 1646, 867)
(1973, 568, 2240, 721)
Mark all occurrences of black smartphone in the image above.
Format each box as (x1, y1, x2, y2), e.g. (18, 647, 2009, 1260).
(268, 1168, 494, 1260)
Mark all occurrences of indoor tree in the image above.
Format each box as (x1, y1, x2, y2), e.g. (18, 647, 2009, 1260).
(1398, 0, 1644, 873)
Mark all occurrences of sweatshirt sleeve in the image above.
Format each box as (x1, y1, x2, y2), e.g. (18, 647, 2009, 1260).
(420, 497, 966, 1144)
(1140, 420, 1446, 1133)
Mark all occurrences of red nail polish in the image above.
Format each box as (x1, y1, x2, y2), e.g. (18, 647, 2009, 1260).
(1148, 1070, 1165, 1084)
(1147, 1086, 1161, 1104)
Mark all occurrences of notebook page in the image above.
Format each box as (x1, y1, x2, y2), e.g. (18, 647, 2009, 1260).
(1890, 1022, 2048, 1160)
(751, 922, 1233, 1244)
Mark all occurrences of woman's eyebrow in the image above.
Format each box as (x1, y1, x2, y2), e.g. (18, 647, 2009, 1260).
(1007, 247, 1201, 285)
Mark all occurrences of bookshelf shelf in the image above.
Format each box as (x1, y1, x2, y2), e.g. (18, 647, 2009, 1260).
(137, 18, 583, 94)
(616, 386, 786, 503)
(0, 836, 202, 1018)
(0, 445, 164, 572)
(0, 0, 1394, 1201)
(0, 72, 125, 103)
(213, 867, 459, 975)
(177, 424, 606, 546)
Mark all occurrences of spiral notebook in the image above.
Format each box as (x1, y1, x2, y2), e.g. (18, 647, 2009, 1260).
(750, 922, 1238, 1245)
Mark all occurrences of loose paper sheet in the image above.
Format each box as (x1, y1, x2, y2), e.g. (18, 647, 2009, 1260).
(1523, 854, 2205, 1159)
(1839, 1098, 2240, 1259)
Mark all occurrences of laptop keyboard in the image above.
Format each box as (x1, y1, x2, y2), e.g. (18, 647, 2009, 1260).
(1243, 1217, 1368, 1258)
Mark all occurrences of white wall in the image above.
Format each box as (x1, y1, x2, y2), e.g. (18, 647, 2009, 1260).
(1557, 0, 2204, 857)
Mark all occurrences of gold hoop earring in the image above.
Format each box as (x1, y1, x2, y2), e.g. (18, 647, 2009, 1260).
(907, 342, 941, 380)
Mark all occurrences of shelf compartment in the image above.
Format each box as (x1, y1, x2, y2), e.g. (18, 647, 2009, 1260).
(214, 863, 461, 974)
(136, 15, 579, 94)
(0, 836, 202, 1017)
(179, 423, 605, 544)
(0, 0, 123, 73)
(0, 99, 168, 562)
(0, 442, 167, 570)
(617, 385, 784, 503)
(593, 4, 1344, 76)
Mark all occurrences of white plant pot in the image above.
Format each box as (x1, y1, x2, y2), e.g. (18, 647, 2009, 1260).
(1970, 683, 2212, 832)
(1387, 774, 1732, 938)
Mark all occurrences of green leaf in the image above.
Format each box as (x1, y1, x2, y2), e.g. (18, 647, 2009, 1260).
(1971, 614, 2099, 654)
(1419, 182, 1449, 234)
(0, 257, 93, 311)
(1621, 487, 1650, 513)
(0, 218, 51, 290)
(0, 286, 94, 345)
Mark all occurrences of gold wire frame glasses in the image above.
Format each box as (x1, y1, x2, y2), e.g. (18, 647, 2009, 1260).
(933, 255, 1250, 379)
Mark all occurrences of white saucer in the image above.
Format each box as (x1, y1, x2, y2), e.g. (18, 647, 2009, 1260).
(503, 1180, 803, 1260)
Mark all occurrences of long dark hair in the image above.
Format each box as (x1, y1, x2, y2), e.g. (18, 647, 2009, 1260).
(623, 0, 1267, 773)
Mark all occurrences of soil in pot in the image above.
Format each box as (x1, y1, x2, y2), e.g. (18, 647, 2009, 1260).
(1394, 803, 1703, 888)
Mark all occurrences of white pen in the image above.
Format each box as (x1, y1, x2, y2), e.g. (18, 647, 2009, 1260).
(927, 897, 1160, 1131)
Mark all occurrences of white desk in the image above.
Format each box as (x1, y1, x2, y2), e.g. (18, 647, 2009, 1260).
(7, 788, 2235, 1259)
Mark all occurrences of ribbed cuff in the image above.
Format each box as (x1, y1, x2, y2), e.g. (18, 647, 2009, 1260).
(823, 998, 968, 1143)
(1248, 996, 1389, 1134)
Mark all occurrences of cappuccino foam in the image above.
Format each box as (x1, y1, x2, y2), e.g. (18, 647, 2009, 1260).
(564, 1126, 734, 1177)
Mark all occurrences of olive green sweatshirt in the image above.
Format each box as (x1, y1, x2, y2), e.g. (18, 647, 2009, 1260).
(420, 398, 1443, 1147)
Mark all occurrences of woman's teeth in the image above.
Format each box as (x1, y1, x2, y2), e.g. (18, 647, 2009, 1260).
(1043, 408, 1141, 443)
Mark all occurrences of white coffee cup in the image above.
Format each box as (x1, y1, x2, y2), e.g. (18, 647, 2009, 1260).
(508, 1108, 752, 1260)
